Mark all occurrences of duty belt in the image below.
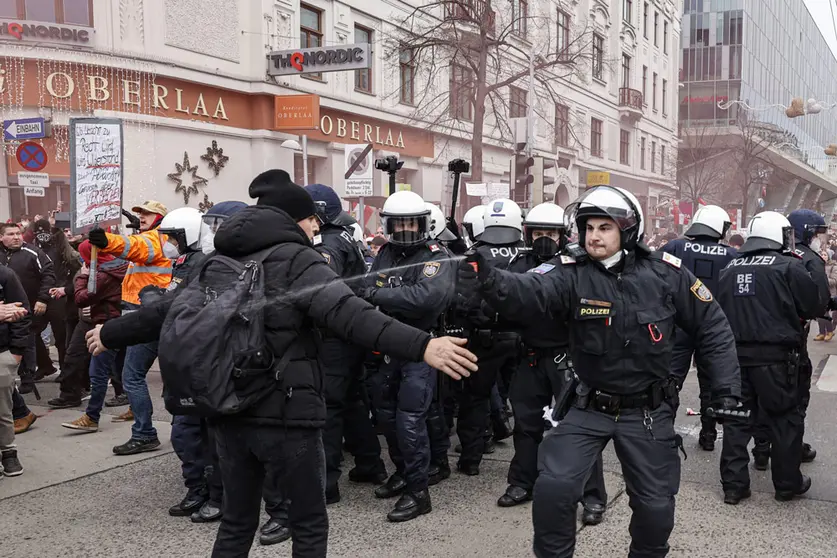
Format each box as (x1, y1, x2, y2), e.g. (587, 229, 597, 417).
(526, 347, 571, 369)
(582, 378, 679, 415)
(589, 390, 651, 414)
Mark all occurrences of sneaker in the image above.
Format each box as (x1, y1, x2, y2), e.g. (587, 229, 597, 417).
(112, 408, 134, 422)
(13, 412, 36, 434)
(825, 332, 834, 342)
(113, 437, 160, 456)
(1, 448, 24, 476)
(48, 396, 82, 409)
(61, 414, 99, 433)
(105, 394, 129, 407)
(814, 334, 826, 341)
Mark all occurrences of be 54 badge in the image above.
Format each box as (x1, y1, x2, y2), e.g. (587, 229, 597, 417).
(423, 262, 441, 277)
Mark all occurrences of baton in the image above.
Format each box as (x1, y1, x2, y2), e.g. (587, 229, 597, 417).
(705, 407, 751, 419)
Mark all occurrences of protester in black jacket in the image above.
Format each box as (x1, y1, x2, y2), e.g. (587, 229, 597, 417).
(0, 222, 56, 390)
(86, 170, 476, 558)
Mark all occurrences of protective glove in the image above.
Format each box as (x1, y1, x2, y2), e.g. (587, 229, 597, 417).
(456, 251, 486, 298)
(706, 396, 746, 423)
(121, 208, 141, 230)
(88, 228, 109, 249)
(360, 287, 377, 303)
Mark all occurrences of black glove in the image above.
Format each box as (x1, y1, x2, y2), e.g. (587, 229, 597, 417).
(121, 208, 141, 230)
(360, 287, 377, 303)
(88, 228, 109, 249)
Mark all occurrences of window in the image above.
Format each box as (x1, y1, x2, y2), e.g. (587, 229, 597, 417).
(623, 0, 632, 24)
(622, 54, 631, 89)
(652, 72, 657, 111)
(557, 10, 571, 57)
(640, 137, 646, 169)
(592, 34, 604, 80)
(509, 86, 528, 118)
(620, 130, 630, 165)
(450, 64, 474, 121)
(399, 48, 415, 105)
(591, 118, 603, 158)
(643, 2, 648, 38)
(511, 0, 528, 36)
(641, 66, 648, 104)
(663, 21, 668, 54)
(354, 26, 372, 93)
(661, 145, 666, 174)
(555, 103, 569, 147)
(4, 0, 94, 26)
(662, 79, 667, 116)
(651, 141, 657, 173)
(300, 4, 323, 80)
(654, 12, 659, 46)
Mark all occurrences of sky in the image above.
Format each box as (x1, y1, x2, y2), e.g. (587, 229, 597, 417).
(805, 0, 837, 59)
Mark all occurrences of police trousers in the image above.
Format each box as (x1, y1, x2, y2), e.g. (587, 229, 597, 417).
(508, 349, 606, 508)
(670, 329, 715, 433)
(371, 358, 435, 493)
(720, 363, 803, 493)
(533, 404, 681, 558)
(321, 338, 384, 493)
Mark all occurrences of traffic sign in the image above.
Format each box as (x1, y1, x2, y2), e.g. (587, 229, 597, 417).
(16, 142, 48, 172)
(23, 186, 45, 197)
(345, 143, 373, 197)
(17, 172, 49, 188)
(4, 117, 46, 141)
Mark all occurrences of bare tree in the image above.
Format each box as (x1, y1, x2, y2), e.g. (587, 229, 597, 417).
(728, 113, 786, 222)
(676, 125, 729, 206)
(384, 0, 597, 182)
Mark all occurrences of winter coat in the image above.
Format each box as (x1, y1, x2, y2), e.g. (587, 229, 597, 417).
(826, 260, 837, 297)
(74, 261, 128, 324)
(0, 266, 31, 356)
(0, 243, 55, 305)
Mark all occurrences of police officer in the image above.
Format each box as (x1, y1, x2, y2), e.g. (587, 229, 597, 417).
(305, 184, 388, 505)
(454, 199, 523, 476)
(458, 186, 740, 557)
(497, 202, 608, 526)
(364, 190, 455, 522)
(662, 205, 737, 451)
(716, 211, 821, 504)
(461, 204, 486, 248)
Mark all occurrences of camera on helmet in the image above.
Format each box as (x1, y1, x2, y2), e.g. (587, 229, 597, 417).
(375, 156, 404, 173)
(448, 159, 470, 174)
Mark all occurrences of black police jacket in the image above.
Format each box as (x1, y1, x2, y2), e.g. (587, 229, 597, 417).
(794, 243, 830, 316)
(457, 240, 524, 331)
(506, 249, 570, 349)
(480, 247, 740, 397)
(314, 224, 366, 290)
(717, 249, 822, 364)
(367, 239, 454, 332)
(661, 236, 737, 296)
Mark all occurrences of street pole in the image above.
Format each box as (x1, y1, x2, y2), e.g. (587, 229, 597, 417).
(527, 46, 535, 208)
(358, 196, 365, 234)
(302, 134, 309, 186)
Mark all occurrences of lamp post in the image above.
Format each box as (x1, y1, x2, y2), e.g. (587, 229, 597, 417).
(281, 136, 309, 186)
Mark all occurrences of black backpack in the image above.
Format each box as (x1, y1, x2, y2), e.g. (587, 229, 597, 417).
(158, 246, 293, 416)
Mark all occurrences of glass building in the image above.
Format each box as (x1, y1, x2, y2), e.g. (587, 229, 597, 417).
(679, 0, 837, 175)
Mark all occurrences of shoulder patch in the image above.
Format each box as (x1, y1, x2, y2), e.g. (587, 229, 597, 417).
(423, 261, 441, 277)
(320, 252, 331, 264)
(175, 254, 187, 266)
(340, 231, 354, 245)
(560, 255, 576, 265)
(793, 248, 805, 259)
(312, 234, 323, 246)
(529, 263, 556, 274)
(661, 252, 682, 268)
(427, 241, 441, 253)
(690, 278, 714, 302)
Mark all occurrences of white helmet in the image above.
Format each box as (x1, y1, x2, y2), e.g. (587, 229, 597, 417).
(481, 199, 523, 244)
(523, 203, 567, 256)
(159, 207, 207, 254)
(350, 222, 364, 244)
(742, 211, 794, 252)
(462, 205, 486, 245)
(565, 186, 645, 250)
(426, 202, 457, 241)
(380, 191, 430, 246)
(686, 205, 731, 239)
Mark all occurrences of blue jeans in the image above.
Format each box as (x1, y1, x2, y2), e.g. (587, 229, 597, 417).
(122, 341, 159, 440)
(85, 349, 118, 423)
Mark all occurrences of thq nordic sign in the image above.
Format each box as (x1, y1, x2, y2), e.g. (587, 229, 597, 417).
(268, 43, 371, 77)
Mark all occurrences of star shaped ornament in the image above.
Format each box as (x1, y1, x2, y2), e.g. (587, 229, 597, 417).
(168, 152, 208, 204)
(201, 140, 230, 176)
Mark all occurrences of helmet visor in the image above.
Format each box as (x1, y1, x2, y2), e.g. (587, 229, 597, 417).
(382, 216, 429, 246)
(199, 214, 226, 254)
(565, 186, 638, 233)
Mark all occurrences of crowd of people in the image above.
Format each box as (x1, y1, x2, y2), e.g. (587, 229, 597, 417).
(0, 167, 830, 557)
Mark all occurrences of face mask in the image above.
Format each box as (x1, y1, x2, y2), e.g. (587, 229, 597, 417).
(201, 232, 216, 255)
(532, 236, 559, 260)
(811, 235, 824, 252)
(163, 241, 180, 259)
(35, 232, 51, 244)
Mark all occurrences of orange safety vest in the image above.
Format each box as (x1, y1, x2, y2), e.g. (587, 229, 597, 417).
(100, 229, 172, 305)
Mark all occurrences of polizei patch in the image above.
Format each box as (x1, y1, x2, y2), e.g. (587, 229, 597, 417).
(690, 278, 713, 302)
(423, 261, 441, 277)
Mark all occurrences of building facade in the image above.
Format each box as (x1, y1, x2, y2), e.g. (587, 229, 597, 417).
(0, 0, 681, 231)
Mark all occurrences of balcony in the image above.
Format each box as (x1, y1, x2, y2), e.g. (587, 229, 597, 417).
(443, 0, 496, 37)
(619, 88, 644, 122)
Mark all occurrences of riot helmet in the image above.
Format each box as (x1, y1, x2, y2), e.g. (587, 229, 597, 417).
(380, 191, 430, 246)
(565, 186, 644, 251)
(686, 205, 731, 240)
(426, 202, 457, 241)
(462, 205, 486, 246)
(787, 209, 827, 248)
(159, 207, 208, 256)
(481, 199, 523, 244)
(741, 211, 794, 253)
(523, 202, 567, 259)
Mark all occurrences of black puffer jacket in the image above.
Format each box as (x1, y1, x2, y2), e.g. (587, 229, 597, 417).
(212, 205, 433, 428)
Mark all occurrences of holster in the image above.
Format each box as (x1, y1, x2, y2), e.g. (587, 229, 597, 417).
(551, 358, 578, 423)
(787, 351, 800, 387)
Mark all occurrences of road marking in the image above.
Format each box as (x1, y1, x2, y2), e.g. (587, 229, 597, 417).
(815, 354, 837, 392)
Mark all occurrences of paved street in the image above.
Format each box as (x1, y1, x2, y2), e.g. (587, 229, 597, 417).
(2, 332, 837, 557)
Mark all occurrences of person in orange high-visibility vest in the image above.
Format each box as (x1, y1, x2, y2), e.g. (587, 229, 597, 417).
(88, 200, 172, 455)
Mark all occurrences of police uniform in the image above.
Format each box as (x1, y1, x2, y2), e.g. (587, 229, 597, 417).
(716, 249, 822, 498)
(455, 238, 523, 472)
(661, 236, 737, 440)
(314, 224, 387, 498)
(366, 239, 454, 499)
(501, 249, 606, 511)
(478, 247, 740, 557)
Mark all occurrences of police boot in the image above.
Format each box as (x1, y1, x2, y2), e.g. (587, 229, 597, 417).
(581, 504, 606, 526)
(428, 462, 451, 486)
(259, 519, 291, 546)
(698, 429, 716, 452)
(492, 415, 513, 442)
(497, 485, 532, 507)
(326, 486, 341, 505)
(375, 474, 407, 499)
(168, 487, 207, 517)
(386, 489, 432, 522)
(775, 475, 812, 502)
(456, 462, 480, 476)
(752, 443, 770, 471)
(190, 500, 222, 523)
(723, 487, 752, 505)
(801, 443, 817, 463)
(348, 467, 388, 485)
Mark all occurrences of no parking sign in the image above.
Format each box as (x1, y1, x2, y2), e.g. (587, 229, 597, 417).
(15, 141, 48, 172)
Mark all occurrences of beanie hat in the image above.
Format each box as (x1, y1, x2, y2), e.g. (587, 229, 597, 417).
(304, 184, 342, 223)
(33, 219, 51, 234)
(248, 170, 317, 221)
(78, 240, 115, 265)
